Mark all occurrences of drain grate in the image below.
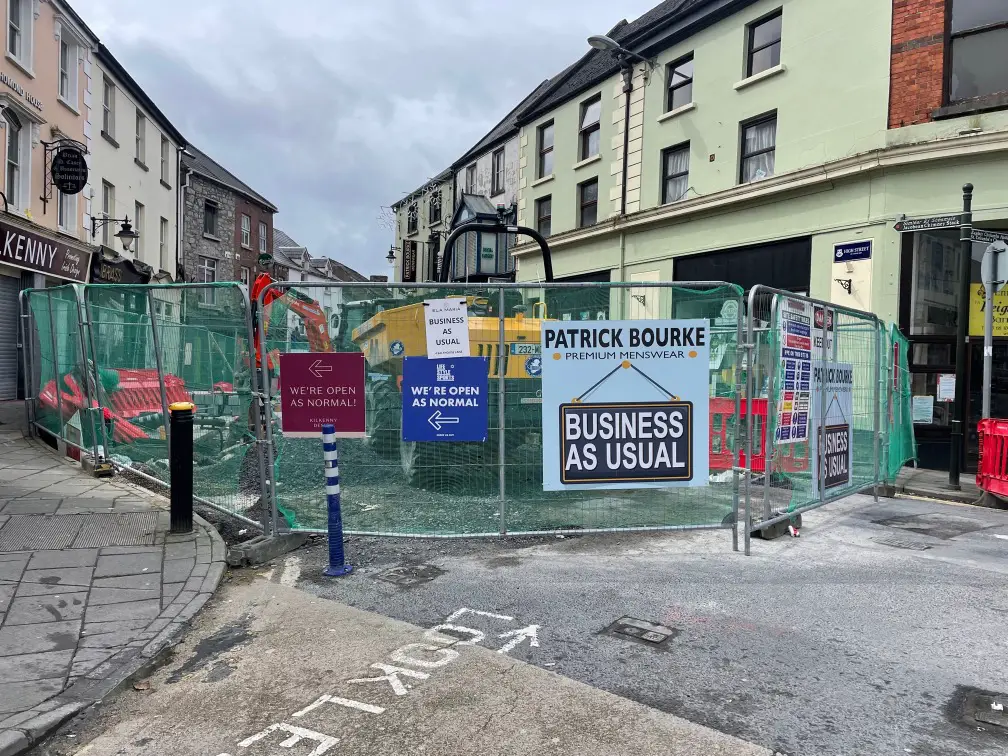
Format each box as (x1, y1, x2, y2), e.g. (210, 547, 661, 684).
(0, 513, 158, 551)
(603, 616, 679, 650)
(375, 564, 444, 588)
(873, 535, 933, 551)
(949, 686, 1008, 736)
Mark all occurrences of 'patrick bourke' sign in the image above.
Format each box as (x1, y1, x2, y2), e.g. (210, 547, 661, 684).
(0, 219, 90, 282)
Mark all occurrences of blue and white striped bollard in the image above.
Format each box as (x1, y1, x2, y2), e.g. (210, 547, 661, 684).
(322, 423, 352, 577)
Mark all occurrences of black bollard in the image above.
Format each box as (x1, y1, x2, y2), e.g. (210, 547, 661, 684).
(169, 402, 195, 533)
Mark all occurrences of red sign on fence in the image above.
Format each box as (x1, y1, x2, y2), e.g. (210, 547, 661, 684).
(279, 352, 366, 438)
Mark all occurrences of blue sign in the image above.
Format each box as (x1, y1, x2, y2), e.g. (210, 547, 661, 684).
(401, 357, 489, 442)
(834, 240, 872, 263)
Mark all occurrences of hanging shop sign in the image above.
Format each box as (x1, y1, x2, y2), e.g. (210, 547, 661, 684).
(89, 248, 153, 284)
(968, 283, 1008, 338)
(401, 240, 417, 283)
(540, 319, 710, 490)
(0, 218, 90, 282)
(51, 146, 88, 195)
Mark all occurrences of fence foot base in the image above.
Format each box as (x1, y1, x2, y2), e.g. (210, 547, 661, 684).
(227, 533, 309, 568)
(751, 513, 802, 541)
(324, 563, 353, 578)
(81, 455, 115, 478)
(877, 483, 897, 499)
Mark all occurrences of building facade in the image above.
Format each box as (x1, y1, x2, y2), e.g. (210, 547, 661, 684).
(89, 43, 185, 282)
(391, 168, 453, 283)
(179, 146, 277, 294)
(0, 0, 99, 399)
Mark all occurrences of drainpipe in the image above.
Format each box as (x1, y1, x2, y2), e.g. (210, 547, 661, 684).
(620, 62, 633, 217)
(176, 146, 189, 281)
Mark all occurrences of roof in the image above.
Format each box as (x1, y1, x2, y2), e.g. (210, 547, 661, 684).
(95, 43, 186, 147)
(450, 194, 504, 228)
(272, 228, 368, 282)
(181, 145, 278, 212)
(517, 0, 721, 124)
(392, 167, 454, 211)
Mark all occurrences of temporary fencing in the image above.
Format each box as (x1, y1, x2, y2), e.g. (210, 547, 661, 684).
(21, 279, 917, 553)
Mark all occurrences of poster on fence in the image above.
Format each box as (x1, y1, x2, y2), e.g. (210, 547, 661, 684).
(775, 298, 813, 445)
(810, 361, 854, 492)
(540, 320, 710, 490)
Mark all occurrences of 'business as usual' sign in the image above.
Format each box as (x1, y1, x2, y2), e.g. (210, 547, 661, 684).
(540, 320, 710, 490)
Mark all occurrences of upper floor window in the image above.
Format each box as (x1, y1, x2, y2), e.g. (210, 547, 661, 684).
(949, 1, 1008, 102)
(666, 54, 694, 111)
(536, 195, 552, 238)
(241, 214, 251, 247)
(465, 163, 476, 194)
(579, 95, 601, 160)
(7, 0, 33, 70)
(161, 136, 170, 184)
(407, 203, 418, 234)
(102, 77, 115, 138)
(57, 189, 76, 233)
(160, 217, 168, 261)
(135, 111, 146, 164)
(241, 266, 251, 287)
(537, 121, 554, 178)
(491, 148, 505, 196)
(101, 180, 115, 245)
(259, 221, 267, 253)
(428, 191, 441, 225)
(198, 256, 217, 305)
(662, 143, 690, 204)
(134, 201, 145, 256)
(204, 200, 218, 237)
(578, 178, 598, 228)
(4, 107, 26, 211)
(740, 113, 777, 183)
(58, 35, 79, 107)
(746, 11, 782, 77)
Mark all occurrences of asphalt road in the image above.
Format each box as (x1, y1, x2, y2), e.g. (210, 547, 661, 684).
(289, 493, 1008, 756)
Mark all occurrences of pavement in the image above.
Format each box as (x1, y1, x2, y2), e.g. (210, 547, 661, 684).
(0, 415, 227, 756)
(38, 573, 772, 756)
(894, 465, 985, 505)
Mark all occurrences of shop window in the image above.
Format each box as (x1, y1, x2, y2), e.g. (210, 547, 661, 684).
(949, 0, 1008, 102)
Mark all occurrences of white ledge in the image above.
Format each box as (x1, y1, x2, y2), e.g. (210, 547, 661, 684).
(734, 63, 787, 91)
(572, 154, 602, 171)
(657, 101, 696, 123)
(530, 174, 554, 188)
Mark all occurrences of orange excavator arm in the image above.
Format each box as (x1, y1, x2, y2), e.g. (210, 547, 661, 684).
(250, 273, 333, 370)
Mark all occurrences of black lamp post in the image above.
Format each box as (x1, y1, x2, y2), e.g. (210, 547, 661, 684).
(91, 216, 140, 252)
(948, 183, 973, 489)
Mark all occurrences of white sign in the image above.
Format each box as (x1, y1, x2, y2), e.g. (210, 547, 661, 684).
(937, 373, 955, 403)
(810, 362, 853, 492)
(912, 395, 934, 424)
(424, 298, 470, 358)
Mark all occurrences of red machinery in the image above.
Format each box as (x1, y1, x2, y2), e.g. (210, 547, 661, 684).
(710, 397, 809, 474)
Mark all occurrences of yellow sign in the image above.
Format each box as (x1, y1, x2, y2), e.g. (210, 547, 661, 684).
(969, 283, 1008, 337)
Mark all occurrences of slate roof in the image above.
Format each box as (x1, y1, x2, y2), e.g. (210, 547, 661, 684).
(272, 228, 368, 282)
(517, 0, 716, 124)
(181, 145, 278, 212)
(96, 44, 186, 147)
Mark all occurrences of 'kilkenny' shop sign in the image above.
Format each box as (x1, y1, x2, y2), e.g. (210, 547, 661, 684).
(0, 219, 90, 282)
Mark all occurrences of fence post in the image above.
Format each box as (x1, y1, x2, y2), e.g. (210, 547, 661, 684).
(239, 283, 272, 535)
(817, 307, 830, 504)
(147, 290, 172, 454)
(256, 283, 281, 534)
(45, 292, 66, 447)
(498, 285, 507, 535)
(71, 287, 102, 465)
(763, 293, 779, 521)
(19, 291, 34, 434)
(82, 294, 111, 459)
(321, 423, 352, 577)
(744, 287, 759, 556)
(873, 321, 882, 503)
(169, 402, 195, 533)
(731, 291, 742, 553)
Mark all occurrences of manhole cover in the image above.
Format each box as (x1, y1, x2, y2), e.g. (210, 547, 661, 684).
(949, 686, 1008, 736)
(873, 513, 986, 540)
(873, 535, 932, 551)
(602, 616, 679, 650)
(375, 564, 444, 588)
(0, 513, 157, 551)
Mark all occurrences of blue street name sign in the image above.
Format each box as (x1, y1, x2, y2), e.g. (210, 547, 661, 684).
(401, 356, 489, 442)
(833, 240, 872, 263)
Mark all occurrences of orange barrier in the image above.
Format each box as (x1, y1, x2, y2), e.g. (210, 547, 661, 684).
(977, 418, 1008, 498)
(710, 397, 809, 475)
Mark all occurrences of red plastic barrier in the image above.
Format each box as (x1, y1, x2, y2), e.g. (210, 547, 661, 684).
(977, 418, 1008, 498)
(710, 398, 809, 474)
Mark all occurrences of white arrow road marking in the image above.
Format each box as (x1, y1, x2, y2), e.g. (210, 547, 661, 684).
(497, 625, 540, 655)
(428, 410, 461, 430)
(238, 723, 337, 756)
(309, 359, 333, 379)
(293, 695, 385, 717)
(446, 608, 515, 622)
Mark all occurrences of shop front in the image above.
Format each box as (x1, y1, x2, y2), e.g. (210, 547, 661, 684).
(0, 216, 92, 400)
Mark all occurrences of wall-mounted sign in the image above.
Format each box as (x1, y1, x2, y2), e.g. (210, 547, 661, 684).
(0, 218, 90, 282)
(89, 249, 153, 284)
(833, 240, 872, 263)
(51, 146, 88, 195)
(401, 240, 417, 283)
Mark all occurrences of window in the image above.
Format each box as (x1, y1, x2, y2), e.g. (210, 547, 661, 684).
(465, 163, 476, 194)
(666, 54, 694, 111)
(536, 196, 552, 238)
(4, 108, 24, 210)
(241, 266, 250, 286)
(7, 0, 32, 68)
(58, 38, 71, 102)
(160, 136, 170, 183)
(537, 121, 554, 178)
(102, 76, 115, 138)
(428, 192, 441, 225)
(135, 110, 145, 164)
(101, 181, 115, 245)
(57, 190, 76, 233)
(662, 144, 690, 203)
(134, 201, 144, 256)
(578, 178, 598, 228)
(740, 114, 777, 183)
(241, 214, 251, 247)
(747, 11, 782, 77)
(949, 1, 1008, 102)
(491, 148, 505, 196)
(197, 256, 217, 305)
(259, 221, 267, 253)
(160, 217, 168, 264)
(579, 95, 601, 161)
(203, 200, 218, 237)
(407, 202, 418, 234)
(426, 235, 440, 281)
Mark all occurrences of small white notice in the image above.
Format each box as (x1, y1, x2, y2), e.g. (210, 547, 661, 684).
(424, 298, 470, 358)
(912, 395, 934, 424)
(937, 373, 955, 402)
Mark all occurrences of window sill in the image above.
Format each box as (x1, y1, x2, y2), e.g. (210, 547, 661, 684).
(490, 189, 506, 198)
(56, 227, 77, 240)
(734, 63, 786, 91)
(5, 53, 34, 79)
(572, 154, 601, 171)
(658, 101, 696, 123)
(101, 130, 119, 148)
(160, 178, 171, 190)
(241, 243, 252, 251)
(933, 92, 1008, 121)
(56, 96, 80, 116)
(134, 158, 149, 172)
(203, 233, 220, 243)
(531, 174, 554, 188)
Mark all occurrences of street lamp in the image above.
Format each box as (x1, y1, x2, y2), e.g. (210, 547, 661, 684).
(587, 35, 653, 66)
(386, 244, 397, 266)
(91, 215, 140, 252)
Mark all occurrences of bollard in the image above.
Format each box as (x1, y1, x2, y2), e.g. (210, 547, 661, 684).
(169, 402, 195, 534)
(321, 423, 352, 577)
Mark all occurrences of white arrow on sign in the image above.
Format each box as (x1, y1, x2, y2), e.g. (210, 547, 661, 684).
(497, 625, 540, 655)
(428, 410, 460, 431)
(309, 359, 332, 379)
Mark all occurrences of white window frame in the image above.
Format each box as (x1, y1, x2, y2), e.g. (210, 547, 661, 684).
(7, 0, 34, 74)
(198, 256, 217, 305)
(102, 76, 115, 138)
(56, 24, 80, 111)
(101, 180, 115, 245)
(160, 135, 169, 183)
(258, 221, 267, 253)
(135, 110, 145, 164)
(241, 214, 251, 247)
(3, 106, 30, 212)
(57, 189, 76, 233)
(159, 216, 168, 266)
(240, 266, 250, 286)
(134, 200, 144, 257)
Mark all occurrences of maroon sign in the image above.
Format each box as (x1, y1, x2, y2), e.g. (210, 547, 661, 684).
(401, 240, 417, 283)
(0, 218, 90, 282)
(280, 352, 366, 438)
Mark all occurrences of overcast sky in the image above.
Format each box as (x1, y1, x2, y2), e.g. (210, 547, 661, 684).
(73, 0, 658, 276)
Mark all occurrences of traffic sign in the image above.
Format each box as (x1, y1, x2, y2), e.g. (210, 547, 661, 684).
(280, 352, 365, 438)
(401, 356, 488, 442)
(893, 215, 961, 233)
